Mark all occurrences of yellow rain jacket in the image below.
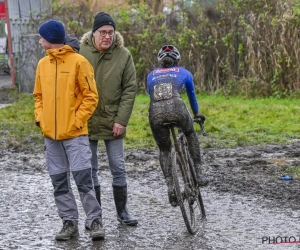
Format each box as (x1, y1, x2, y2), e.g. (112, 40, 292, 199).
(33, 45, 98, 140)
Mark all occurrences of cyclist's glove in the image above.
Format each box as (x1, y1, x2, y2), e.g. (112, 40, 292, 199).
(194, 113, 206, 123)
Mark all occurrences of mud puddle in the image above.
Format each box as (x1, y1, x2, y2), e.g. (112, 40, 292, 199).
(1, 147, 300, 250)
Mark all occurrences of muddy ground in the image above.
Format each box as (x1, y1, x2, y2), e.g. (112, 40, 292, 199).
(3, 136, 300, 212)
(1, 81, 300, 249)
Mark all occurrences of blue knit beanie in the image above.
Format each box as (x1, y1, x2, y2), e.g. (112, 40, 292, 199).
(39, 20, 66, 44)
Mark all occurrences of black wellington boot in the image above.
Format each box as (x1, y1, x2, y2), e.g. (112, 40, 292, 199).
(94, 185, 101, 206)
(112, 185, 138, 226)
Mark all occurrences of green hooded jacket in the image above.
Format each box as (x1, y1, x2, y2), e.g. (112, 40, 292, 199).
(80, 31, 137, 140)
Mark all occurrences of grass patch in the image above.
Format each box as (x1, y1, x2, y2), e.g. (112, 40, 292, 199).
(0, 92, 300, 150)
(289, 166, 300, 178)
(125, 94, 155, 149)
(0, 92, 43, 150)
(196, 94, 300, 148)
(127, 94, 300, 149)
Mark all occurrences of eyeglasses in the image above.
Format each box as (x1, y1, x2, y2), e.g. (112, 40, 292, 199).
(97, 30, 114, 37)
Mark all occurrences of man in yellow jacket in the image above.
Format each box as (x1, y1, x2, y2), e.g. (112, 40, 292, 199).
(33, 20, 104, 241)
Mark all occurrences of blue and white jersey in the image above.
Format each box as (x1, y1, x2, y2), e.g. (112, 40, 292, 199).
(147, 66, 198, 115)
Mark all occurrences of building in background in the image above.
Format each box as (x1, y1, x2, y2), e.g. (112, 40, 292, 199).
(0, 0, 9, 75)
(0, 0, 5, 19)
(5, 0, 51, 91)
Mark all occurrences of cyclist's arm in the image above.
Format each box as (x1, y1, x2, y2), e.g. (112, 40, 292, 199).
(185, 72, 199, 115)
(146, 73, 152, 95)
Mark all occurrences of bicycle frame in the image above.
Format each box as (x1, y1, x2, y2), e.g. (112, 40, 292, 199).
(170, 127, 191, 193)
(169, 118, 206, 193)
(164, 119, 206, 234)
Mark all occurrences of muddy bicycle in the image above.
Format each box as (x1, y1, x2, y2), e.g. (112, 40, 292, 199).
(163, 118, 206, 234)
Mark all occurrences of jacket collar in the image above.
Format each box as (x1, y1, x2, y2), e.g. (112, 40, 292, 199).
(46, 45, 75, 61)
(80, 30, 124, 53)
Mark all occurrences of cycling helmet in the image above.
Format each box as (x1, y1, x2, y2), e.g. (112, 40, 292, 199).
(157, 45, 181, 62)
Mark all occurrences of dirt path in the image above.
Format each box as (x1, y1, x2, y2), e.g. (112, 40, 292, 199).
(1, 146, 300, 249)
(202, 142, 300, 210)
(2, 142, 300, 212)
(0, 74, 12, 89)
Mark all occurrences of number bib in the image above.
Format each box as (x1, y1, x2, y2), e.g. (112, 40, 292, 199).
(153, 82, 173, 101)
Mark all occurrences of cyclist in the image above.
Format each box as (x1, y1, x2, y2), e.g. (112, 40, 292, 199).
(147, 45, 209, 207)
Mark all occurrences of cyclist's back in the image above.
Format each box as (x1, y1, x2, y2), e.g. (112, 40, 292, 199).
(146, 45, 208, 207)
(147, 65, 196, 98)
(147, 66, 195, 134)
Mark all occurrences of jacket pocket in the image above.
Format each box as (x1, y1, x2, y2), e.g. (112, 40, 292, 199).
(75, 117, 83, 130)
(74, 92, 83, 111)
(104, 105, 119, 127)
(36, 111, 45, 130)
(104, 105, 119, 115)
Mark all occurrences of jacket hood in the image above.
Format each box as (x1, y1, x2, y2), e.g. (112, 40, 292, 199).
(80, 31, 124, 48)
(46, 45, 75, 62)
(65, 34, 80, 53)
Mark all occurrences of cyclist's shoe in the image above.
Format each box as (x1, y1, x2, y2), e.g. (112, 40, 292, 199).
(168, 188, 178, 207)
(194, 164, 209, 187)
(197, 175, 209, 187)
(90, 218, 105, 241)
(55, 220, 79, 241)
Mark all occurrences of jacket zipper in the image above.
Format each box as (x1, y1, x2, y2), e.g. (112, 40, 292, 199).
(50, 53, 58, 140)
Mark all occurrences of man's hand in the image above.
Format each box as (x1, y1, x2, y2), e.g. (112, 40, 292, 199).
(112, 123, 126, 137)
(194, 113, 206, 123)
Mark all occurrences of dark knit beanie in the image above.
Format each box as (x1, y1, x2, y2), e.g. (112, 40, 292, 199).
(39, 20, 66, 44)
(92, 12, 116, 32)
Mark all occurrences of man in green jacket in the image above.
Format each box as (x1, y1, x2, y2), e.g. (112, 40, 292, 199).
(80, 12, 138, 226)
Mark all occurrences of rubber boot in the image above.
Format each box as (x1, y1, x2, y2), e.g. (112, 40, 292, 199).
(112, 185, 138, 226)
(94, 185, 101, 207)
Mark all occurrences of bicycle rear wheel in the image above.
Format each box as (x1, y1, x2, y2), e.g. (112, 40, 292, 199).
(171, 149, 197, 234)
(184, 142, 206, 218)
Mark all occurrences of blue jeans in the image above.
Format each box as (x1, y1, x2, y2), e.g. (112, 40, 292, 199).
(89, 139, 127, 187)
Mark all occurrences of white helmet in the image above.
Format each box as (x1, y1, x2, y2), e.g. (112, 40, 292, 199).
(157, 45, 181, 62)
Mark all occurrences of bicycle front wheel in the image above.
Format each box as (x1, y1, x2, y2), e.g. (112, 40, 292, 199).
(171, 149, 197, 234)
